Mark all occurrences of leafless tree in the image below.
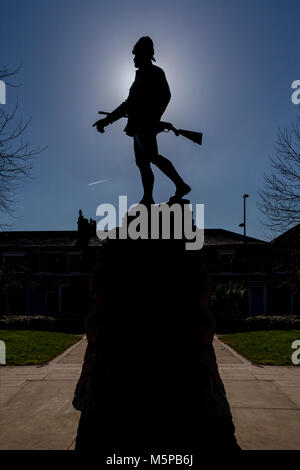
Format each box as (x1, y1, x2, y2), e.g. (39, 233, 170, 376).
(0, 65, 21, 85)
(258, 115, 300, 233)
(0, 66, 44, 221)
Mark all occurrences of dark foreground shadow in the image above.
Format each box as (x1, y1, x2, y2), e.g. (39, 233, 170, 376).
(73, 202, 240, 455)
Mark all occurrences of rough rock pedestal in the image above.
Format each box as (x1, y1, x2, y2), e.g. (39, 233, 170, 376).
(73, 201, 240, 454)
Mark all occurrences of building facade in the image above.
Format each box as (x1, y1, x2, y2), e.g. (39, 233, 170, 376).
(0, 212, 298, 317)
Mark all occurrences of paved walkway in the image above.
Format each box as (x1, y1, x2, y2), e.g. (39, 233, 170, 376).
(0, 338, 86, 450)
(1, 336, 300, 450)
(215, 337, 300, 450)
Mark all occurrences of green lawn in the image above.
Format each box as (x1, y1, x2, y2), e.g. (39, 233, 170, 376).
(0, 330, 82, 366)
(219, 330, 300, 366)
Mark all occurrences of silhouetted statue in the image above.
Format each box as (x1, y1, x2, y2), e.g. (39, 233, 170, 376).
(77, 210, 97, 243)
(74, 37, 239, 457)
(77, 209, 88, 235)
(73, 204, 240, 455)
(93, 36, 191, 205)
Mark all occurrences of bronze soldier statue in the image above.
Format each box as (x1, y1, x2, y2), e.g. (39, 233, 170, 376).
(73, 39, 240, 454)
(93, 36, 191, 205)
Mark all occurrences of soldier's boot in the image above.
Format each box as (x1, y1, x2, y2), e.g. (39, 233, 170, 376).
(168, 182, 191, 203)
(151, 154, 191, 201)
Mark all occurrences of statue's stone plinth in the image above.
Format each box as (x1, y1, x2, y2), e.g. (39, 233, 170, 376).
(73, 202, 240, 453)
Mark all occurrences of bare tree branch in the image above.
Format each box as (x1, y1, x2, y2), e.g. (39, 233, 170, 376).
(258, 116, 300, 233)
(0, 66, 45, 224)
(0, 65, 21, 87)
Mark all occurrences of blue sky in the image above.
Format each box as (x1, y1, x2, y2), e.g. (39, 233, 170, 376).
(1, 0, 299, 240)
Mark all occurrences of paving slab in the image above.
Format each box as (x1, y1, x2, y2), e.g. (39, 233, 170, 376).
(213, 339, 247, 365)
(0, 380, 80, 450)
(279, 387, 300, 408)
(231, 408, 300, 450)
(0, 387, 25, 407)
(274, 379, 300, 387)
(222, 375, 257, 381)
(223, 379, 297, 409)
(252, 374, 289, 381)
(55, 340, 87, 365)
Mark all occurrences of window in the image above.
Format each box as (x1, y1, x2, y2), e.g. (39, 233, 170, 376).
(217, 250, 235, 272)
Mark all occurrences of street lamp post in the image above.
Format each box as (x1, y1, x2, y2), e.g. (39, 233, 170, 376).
(239, 194, 249, 240)
(239, 194, 250, 316)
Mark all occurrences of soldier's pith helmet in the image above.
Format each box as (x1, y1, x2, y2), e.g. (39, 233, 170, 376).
(132, 36, 156, 61)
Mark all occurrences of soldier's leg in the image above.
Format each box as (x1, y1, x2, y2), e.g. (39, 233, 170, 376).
(134, 134, 155, 202)
(151, 153, 185, 187)
(136, 132, 184, 187)
(149, 138, 191, 198)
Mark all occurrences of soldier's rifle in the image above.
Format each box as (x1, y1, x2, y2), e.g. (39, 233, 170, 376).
(94, 111, 203, 146)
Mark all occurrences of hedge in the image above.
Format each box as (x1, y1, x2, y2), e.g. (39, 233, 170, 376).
(215, 315, 300, 334)
(2, 314, 299, 335)
(0, 315, 85, 334)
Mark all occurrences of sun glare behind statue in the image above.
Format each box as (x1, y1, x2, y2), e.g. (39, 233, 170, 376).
(112, 57, 135, 101)
(120, 65, 135, 98)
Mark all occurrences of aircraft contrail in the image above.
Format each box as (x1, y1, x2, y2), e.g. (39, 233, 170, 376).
(88, 179, 110, 186)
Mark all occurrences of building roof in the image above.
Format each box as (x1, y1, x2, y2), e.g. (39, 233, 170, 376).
(203, 229, 265, 246)
(271, 223, 300, 245)
(0, 231, 79, 248)
(0, 228, 265, 248)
